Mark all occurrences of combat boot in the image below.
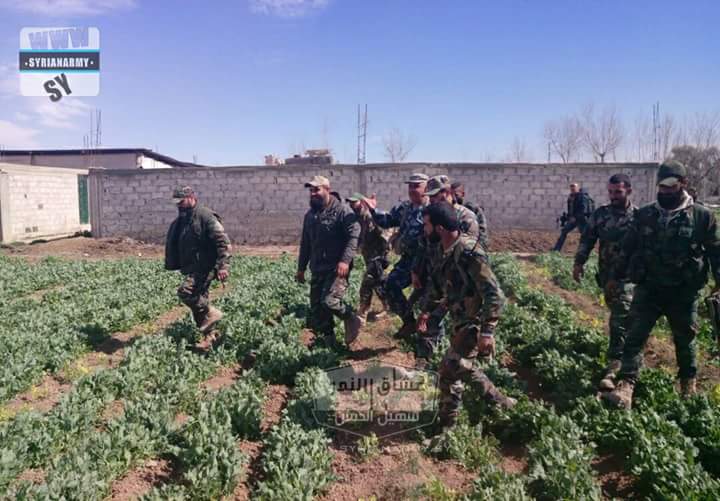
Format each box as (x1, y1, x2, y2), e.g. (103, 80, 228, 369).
(198, 306, 223, 334)
(680, 378, 697, 399)
(598, 360, 622, 391)
(394, 315, 416, 340)
(602, 379, 635, 410)
(357, 305, 369, 326)
(344, 314, 362, 346)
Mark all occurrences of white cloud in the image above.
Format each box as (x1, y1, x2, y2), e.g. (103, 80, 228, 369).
(14, 112, 31, 121)
(0, 0, 136, 16)
(32, 98, 92, 129)
(249, 0, 329, 17)
(0, 120, 40, 148)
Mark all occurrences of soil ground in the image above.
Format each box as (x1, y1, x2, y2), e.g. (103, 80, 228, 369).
(4, 229, 715, 500)
(0, 229, 577, 261)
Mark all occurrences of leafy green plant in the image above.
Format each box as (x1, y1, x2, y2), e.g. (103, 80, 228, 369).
(254, 419, 334, 500)
(357, 433, 381, 462)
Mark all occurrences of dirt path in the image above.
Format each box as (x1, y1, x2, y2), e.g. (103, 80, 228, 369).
(519, 258, 720, 390)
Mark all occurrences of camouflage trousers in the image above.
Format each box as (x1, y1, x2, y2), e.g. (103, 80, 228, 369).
(309, 271, 354, 338)
(619, 284, 699, 382)
(358, 255, 389, 313)
(382, 254, 414, 320)
(603, 280, 634, 361)
(552, 220, 587, 252)
(437, 322, 503, 426)
(177, 270, 216, 326)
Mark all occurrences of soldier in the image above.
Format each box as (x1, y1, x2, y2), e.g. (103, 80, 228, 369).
(573, 174, 637, 391)
(346, 192, 391, 323)
(603, 161, 720, 409)
(419, 202, 516, 431)
(553, 183, 594, 252)
(165, 186, 230, 338)
(361, 173, 429, 338)
(410, 175, 486, 368)
(297, 176, 362, 348)
(451, 181, 490, 249)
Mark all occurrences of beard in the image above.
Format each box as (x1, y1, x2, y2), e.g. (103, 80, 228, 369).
(178, 206, 193, 219)
(657, 191, 682, 210)
(310, 197, 324, 211)
(428, 230, 441, 244)
(610, 198, 626, 208)
(454, 195, 464, 205)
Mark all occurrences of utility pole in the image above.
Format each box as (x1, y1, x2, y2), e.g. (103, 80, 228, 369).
(357, 104, 368, 164)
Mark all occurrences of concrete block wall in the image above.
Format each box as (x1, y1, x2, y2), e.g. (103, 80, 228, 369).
(0, 163, 89, 243)
(89, 162, 658, 245)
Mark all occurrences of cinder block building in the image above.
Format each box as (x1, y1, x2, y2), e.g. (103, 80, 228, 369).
(0, 148, 201, 170)
(0, 163, 91, 243)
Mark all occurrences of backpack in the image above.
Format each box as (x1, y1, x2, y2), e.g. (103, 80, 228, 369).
(581, 191, 595, 218)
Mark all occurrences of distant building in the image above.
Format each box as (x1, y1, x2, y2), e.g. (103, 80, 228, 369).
(285, 149, 333, 166)
(0, 148, 202, 170)
(0, 162, 90, 243)
(264, 154, 283, 166)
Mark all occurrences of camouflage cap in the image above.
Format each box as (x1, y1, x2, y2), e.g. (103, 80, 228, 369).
(404, 172, 429, 184)
(304, 175, 330, 188)
(657, 161, 687, 187)
(172, 186, 194, 202)
(345, 192, 365, 203)
(425, 175, 451, 196)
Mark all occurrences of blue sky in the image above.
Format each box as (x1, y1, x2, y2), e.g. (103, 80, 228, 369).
(0, 0, 718, 165)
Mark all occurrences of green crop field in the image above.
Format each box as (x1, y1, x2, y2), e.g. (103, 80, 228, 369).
(1, 252, 719, 500)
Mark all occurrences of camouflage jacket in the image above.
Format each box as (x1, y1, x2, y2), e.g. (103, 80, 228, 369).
(298, 196, 360, 274)
(424, 235, 506, 334)
(574, 203, 637, 286)
(357, 210, 391, 262)
(165, 205, 231, 275)
(371, 200, 427, 259)
(413, 203, 482, 277)
(613, 193, 720, 291)
(461, 202, 490, 250)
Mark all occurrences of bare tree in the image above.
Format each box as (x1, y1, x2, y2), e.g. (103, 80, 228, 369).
(383, 128, 417, 163)
(632, 113, 654, 161)
(508, 136, 529, 162)
(580, 104, 624, 163)
(544, 115, 582, 163)
(688, 112, 720, 149)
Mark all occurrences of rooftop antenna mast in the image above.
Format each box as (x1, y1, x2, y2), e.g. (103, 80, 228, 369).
(357, 104, 368, 164)
(652, 101, 660, 161)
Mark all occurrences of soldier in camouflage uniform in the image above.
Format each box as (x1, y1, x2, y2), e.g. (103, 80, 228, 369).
(165, 186, 231, 337)
(419, 202, 516, 429)
(361, 173, 429, 338)
(573, 174, 637, 391)
(297, 176, 362, 348)
(603, 162, 720, 410)
(346, 193, 391, 323)
(451, 181, 490, 249)
(410, 176, 486, 367)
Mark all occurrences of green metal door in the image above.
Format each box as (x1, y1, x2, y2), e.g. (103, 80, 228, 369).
(78, 175, 89, 224)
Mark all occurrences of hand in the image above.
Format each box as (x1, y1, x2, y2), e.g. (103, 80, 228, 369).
(295, 271, 305, 284)
(411, 271, 422, 289)
(337, 261, 350, 278)
(217, 269, 229, 282)
(477, 334, 496, 357)
(361, 193, 378, 211)
(416, 313, 429, 334)
(572, 264, 584, 283)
